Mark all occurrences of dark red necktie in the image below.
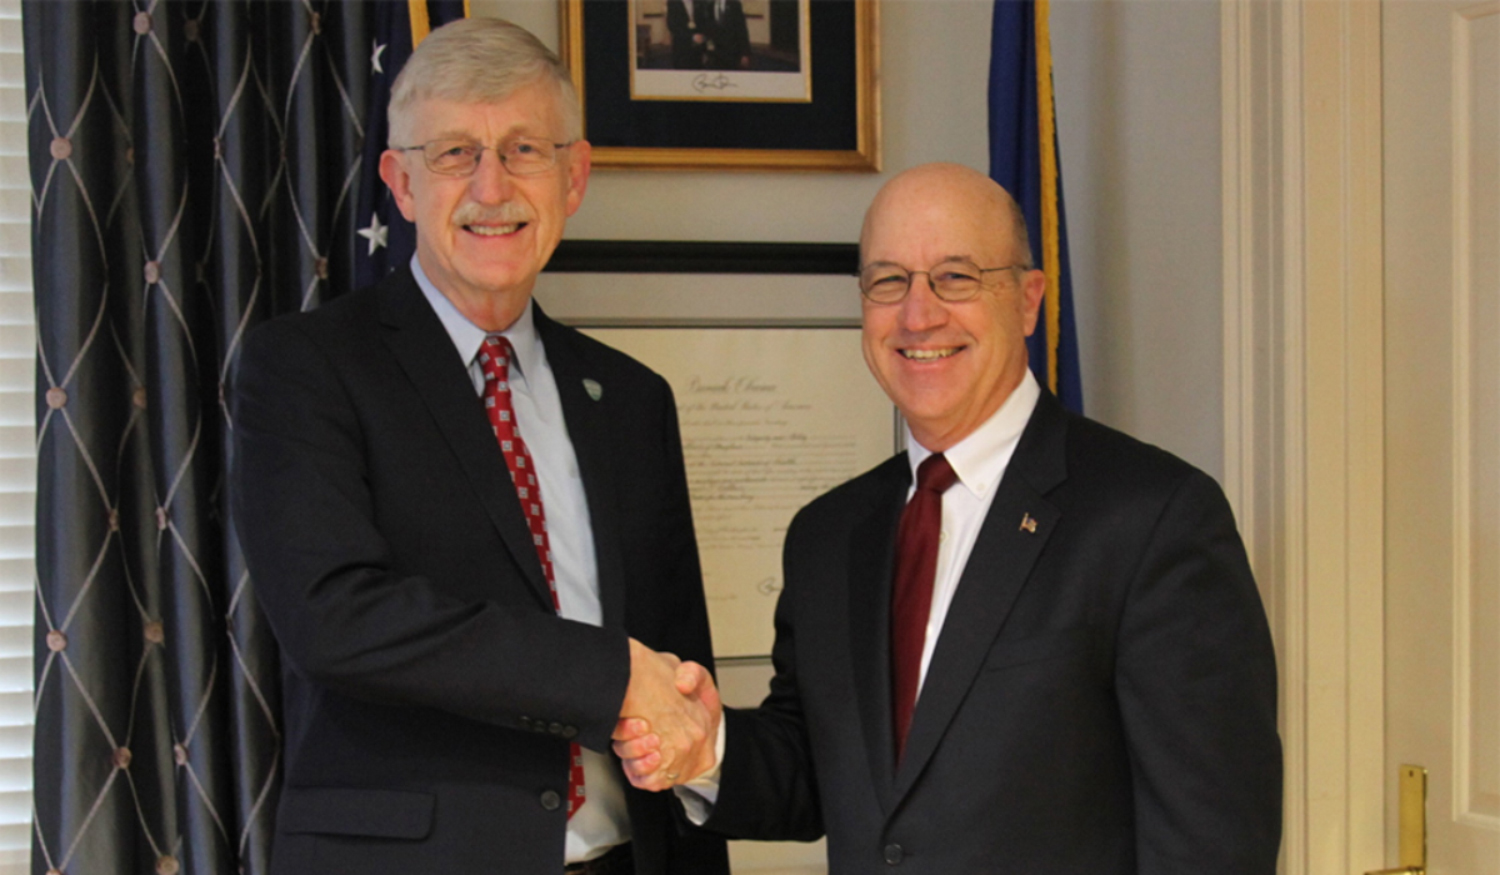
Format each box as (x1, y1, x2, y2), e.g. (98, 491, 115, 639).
(479, 337, 585, 819)
(890, 453, 957, 763)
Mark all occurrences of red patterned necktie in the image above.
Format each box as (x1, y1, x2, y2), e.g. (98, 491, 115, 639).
(890, 453, 957, 763)
(479, 336, 585, 819)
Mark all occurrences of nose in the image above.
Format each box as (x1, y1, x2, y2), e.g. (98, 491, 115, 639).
(467, 148, 514, 204)
(898, 273, 950, 332)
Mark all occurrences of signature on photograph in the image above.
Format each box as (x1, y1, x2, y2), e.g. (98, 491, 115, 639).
(692, 73, 737, 93)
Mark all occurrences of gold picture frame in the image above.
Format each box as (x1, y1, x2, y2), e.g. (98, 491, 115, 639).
(560, 0, 881, 171)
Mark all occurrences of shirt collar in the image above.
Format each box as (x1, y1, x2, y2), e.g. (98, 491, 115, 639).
(411, 255, 543, 386)
(905, 369, 1041, 499)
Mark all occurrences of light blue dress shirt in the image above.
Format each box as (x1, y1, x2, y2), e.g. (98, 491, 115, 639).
(412, 258, 629, 863)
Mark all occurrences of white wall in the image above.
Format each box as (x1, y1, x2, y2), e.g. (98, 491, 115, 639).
(476, 0, 1226, 476)
(1052, 0, 1224, 480)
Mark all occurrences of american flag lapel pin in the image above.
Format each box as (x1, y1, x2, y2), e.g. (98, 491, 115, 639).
(1020, 513, 1038, 533)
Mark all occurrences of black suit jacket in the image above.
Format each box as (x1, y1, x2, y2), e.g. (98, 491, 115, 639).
(695, 0, 750, 68)
(665, 0, 704, 69)
(231, 267, 728, 874)
(705, 392, 1281, 874)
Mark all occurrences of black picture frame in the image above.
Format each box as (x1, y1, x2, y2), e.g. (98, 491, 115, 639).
(547, 239, 859, 274)
(560, 0, 881, 171)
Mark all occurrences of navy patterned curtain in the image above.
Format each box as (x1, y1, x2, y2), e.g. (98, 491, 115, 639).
(25, 2, 459, 872)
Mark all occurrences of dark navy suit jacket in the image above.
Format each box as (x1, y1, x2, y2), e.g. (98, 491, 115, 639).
(706, 392, 1281, 874)
(232, 267, 728, 875)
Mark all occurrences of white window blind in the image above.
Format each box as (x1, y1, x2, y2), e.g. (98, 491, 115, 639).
(0, 0, 34, 871)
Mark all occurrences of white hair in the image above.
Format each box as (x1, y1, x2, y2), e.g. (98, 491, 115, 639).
(387, 18, 582, 146)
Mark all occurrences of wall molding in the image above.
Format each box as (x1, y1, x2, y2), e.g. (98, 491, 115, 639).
(1222, 2, 1386, 871)
(1450, 0, 1500, 833)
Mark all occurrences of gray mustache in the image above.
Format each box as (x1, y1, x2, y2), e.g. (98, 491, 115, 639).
(453, 202, 534, 226)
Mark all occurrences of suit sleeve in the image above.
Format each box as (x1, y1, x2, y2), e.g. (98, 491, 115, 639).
(230, 319, 630, 751)
(727, 4, 751, 59)
(666, 1, 689, 39)
(1115, 469, 1282, 875)
(699, 509, 824, 842)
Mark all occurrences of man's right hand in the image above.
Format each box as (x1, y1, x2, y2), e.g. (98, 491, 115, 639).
(613, 643, 721, 791)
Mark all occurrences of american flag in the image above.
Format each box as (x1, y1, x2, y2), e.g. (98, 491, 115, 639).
(989, 0, 1083, 413)
(353, 1, 467, 290)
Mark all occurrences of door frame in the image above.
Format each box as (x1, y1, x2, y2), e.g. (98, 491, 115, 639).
(1221, 3, 1386, 873)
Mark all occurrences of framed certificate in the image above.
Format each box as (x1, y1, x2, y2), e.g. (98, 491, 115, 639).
(581, 325, 897, 657)
(539, 239, 896, 657)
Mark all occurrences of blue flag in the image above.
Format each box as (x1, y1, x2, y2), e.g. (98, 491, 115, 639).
(988, 0, 1082, 413)
(354, 1, 468, 290)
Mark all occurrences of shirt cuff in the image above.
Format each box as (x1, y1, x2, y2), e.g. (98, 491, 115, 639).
(673, 716, 727, 825)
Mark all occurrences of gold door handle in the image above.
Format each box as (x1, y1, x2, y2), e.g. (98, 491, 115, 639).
(1363, 765, 1426, 875)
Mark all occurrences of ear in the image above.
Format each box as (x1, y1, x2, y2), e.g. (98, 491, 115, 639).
(563, 140, 593, 217)
(1019, 268, 1047, 337)
(379, 150, 419, 222)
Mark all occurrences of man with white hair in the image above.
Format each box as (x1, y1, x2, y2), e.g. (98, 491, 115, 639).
(232, 18, 726, 875)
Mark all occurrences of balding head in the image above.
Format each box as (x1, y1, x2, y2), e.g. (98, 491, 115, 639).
(860, 163, 1033, 270)
(857, 162, 1046, 451)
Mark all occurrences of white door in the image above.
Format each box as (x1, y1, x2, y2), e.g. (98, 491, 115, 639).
(1383, 1, 1500, 872)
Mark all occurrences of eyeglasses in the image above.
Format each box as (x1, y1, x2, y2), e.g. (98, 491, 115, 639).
(857, 259, 1026, 304)
(395, 137, 574, 178)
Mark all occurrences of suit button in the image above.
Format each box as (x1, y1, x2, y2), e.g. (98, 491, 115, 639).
(519, 716, 533, 729)
(540, 790, 562, 811)
(883, 844, 904, 865)
(562, 725, 579, 740)
(549, 722, 564, 736)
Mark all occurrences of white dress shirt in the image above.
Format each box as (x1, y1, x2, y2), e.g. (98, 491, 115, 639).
(413, 259, 629, 863)
(902, 370, 1040, 689)
(677, 370, 1043, 821)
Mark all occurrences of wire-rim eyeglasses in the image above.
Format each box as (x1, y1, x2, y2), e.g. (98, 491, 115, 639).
(394, 137, 574, 178)
(857, 259, 1028, 304)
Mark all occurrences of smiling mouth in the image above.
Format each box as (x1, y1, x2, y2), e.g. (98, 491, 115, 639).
(901, 347, 962, 361)
(466, 223, 524, 236)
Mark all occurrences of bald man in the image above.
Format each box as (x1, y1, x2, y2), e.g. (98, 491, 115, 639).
(616, 163, 1282, 874)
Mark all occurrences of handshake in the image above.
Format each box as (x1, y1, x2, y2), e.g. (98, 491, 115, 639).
(613, 639, 723, 792)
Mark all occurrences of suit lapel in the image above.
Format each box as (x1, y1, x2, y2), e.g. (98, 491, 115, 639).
(534, 307, 627, 631)
(377, 270, 555, 611)
(847, 456, 910, 812)
(892, 394, 1070, 800)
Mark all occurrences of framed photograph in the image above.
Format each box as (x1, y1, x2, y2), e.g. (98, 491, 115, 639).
(629, 0, 812, 102)
(560, 0, 881, 171)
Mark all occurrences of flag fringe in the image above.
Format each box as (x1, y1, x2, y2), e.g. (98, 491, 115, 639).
(409, 1, 431, 46)
(1034, 0, 1061, 395)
